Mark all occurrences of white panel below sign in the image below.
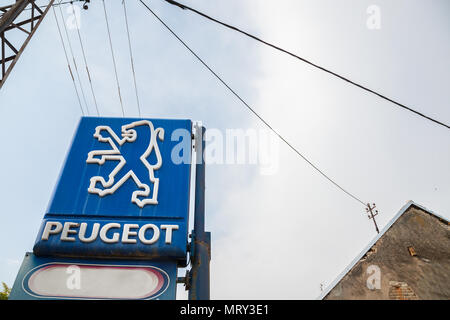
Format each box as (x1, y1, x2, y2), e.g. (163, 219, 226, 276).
(25, 263, 169, 299)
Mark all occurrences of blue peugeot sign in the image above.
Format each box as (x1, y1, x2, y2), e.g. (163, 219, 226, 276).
(33, 117, 192, 261)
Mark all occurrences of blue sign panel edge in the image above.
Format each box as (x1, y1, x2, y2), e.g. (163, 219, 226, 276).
(10, 252, 177, 300)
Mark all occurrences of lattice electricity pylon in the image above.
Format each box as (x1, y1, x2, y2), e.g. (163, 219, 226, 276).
(0, 0, 55, 89)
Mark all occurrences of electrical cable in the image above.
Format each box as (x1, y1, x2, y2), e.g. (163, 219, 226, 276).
(57, 0, 90, 115)
(163, 0, 450, 131)
(122, 0, 141, 117)
(139, 0, 367, 207)
(52, 5, 85, 115)
(22, 0, 84, 11)
(102, 0, 125, 117)
(70, 2, 100, 116)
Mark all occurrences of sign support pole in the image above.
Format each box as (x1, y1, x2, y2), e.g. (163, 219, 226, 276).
(189, 125, 211, 300)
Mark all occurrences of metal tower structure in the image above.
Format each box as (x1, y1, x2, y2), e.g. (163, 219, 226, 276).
(0, 0, 55, 89)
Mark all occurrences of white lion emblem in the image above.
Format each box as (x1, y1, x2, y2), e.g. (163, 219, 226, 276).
(86, 120, 164, 208)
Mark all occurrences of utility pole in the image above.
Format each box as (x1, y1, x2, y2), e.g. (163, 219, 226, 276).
(365, 203, 380, 234)
(0, 0, 55, 89)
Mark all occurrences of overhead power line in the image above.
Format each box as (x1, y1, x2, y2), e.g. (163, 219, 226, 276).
(70, 2, 100, 116)
(57, 2, 90, 115)
(0, 0, 82, 13)
(163, 0, 450, 131)
(102, 0, 125, 117)
(122, 0, 141, 117)
(138, 0, 367, 207)
(57, 0, 90, 115)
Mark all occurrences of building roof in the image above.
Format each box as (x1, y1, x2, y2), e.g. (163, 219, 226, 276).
(317, 200, 449, 300)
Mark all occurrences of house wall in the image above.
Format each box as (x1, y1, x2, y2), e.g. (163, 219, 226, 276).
(325, 206, 450, 300)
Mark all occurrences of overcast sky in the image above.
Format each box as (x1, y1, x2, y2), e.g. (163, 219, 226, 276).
(0, 0, 449, 299)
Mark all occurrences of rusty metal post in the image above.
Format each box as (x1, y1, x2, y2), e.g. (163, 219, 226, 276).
(188, 125, 211, 300)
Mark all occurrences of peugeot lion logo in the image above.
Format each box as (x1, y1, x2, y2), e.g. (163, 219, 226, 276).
(86, 120, 164, 208)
